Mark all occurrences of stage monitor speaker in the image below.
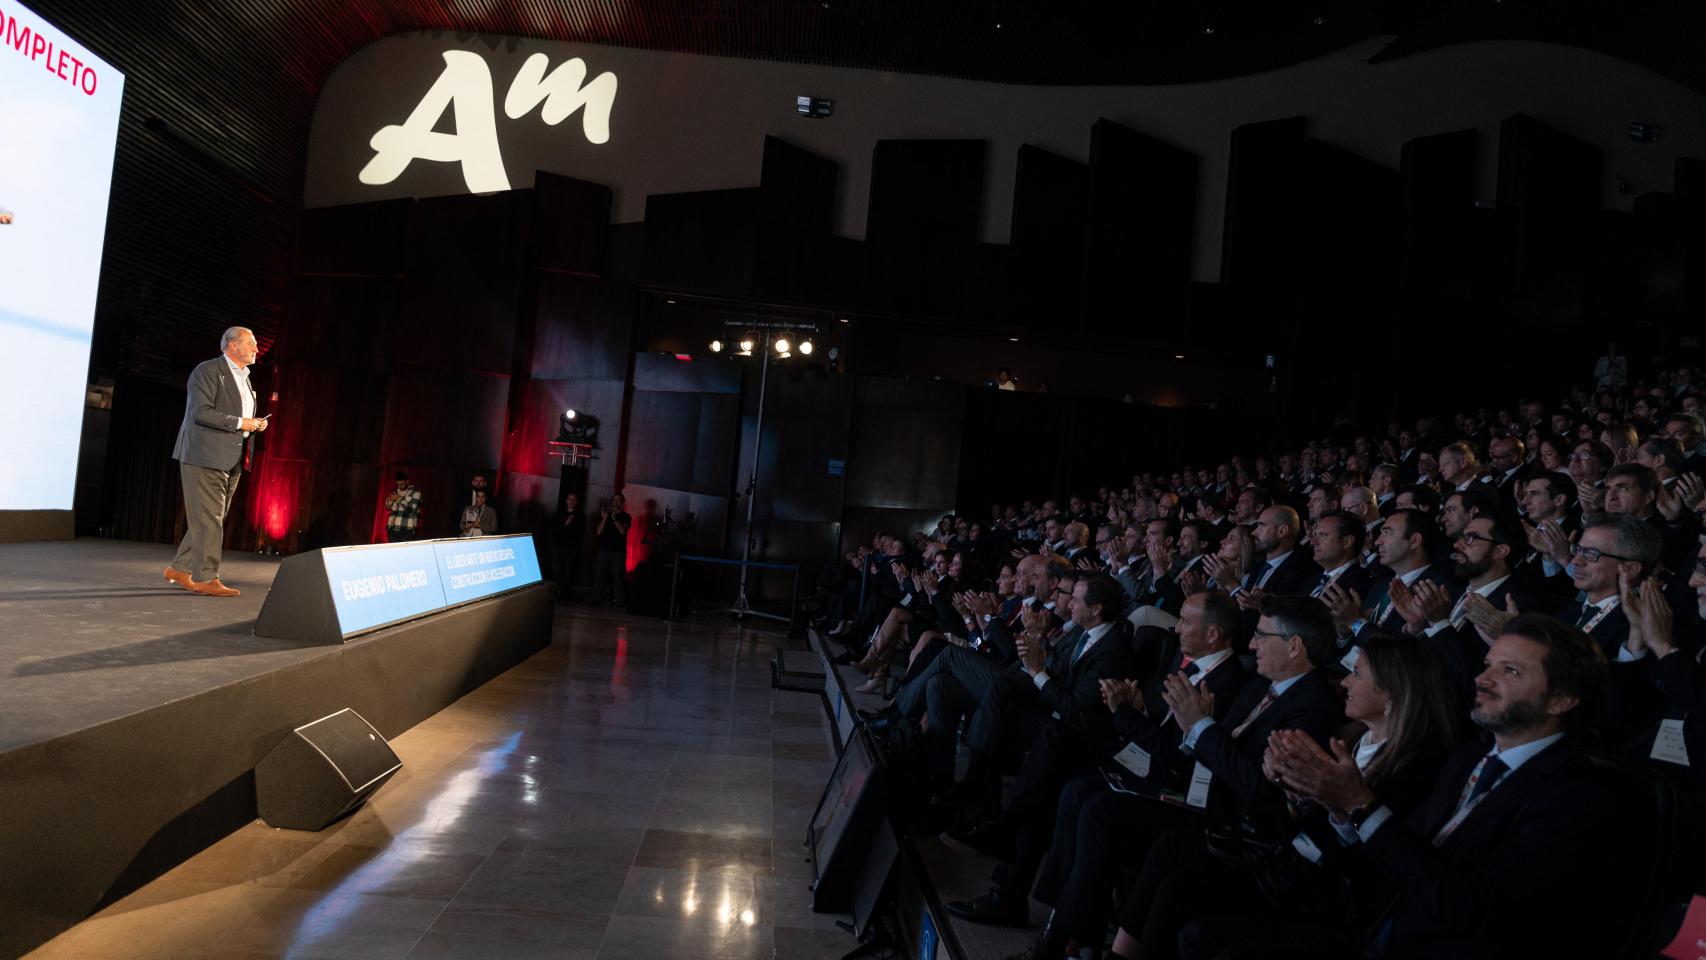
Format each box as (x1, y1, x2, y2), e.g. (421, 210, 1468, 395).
(256, 708, 402, 831)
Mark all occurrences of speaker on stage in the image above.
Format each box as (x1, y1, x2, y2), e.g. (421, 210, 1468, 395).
(255, 708, 402, 831)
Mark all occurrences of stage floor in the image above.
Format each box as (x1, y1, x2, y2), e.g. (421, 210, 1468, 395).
(0, 539, 316, 751)
(20, 606, 849, 960)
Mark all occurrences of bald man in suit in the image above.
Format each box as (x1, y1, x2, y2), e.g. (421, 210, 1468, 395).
(164, 326, 269, 597)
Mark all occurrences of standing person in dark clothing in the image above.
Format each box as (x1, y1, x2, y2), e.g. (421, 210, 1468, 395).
(555, 490, 585, 605)
(590, 492, 631, 606)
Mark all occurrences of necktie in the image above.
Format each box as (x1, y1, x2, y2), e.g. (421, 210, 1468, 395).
(1575, 603, 1595, 628)
(1180, 660, 1201, 678)
(1465, 755, 1509, 804)
(1230, 687, 1278, 738)
(1310, 572, 1330, 598)
(1069, 630, 1090, 666)
(1255, 560, 1279, 590)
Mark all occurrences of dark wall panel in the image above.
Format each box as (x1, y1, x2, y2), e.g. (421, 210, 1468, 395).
(1086, 118, 1198, 330)
(1496, 113, 1603, 299)
(624, 391, 740, 495)
(864, 139, 985, 315)
(273, 277, 398, 372)
(379, 365, 509, 467)
(1400, 128, 1479, 297)
(267, 365, 389, 464)
(754, 136, 839, 302)
(844, 377, 964, 511)
(1011, 144, 1088, 333)
(641, 188, 760, 296)
(530, 275, 638, 381)
(394, 192, 529, 374)
(1220, 115, 1308, 289)
(531, 172, 613, 276)
(295, 199, 414, 276)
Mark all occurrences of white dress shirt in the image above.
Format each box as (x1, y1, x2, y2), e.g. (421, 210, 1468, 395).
(225, 354, 256, 435)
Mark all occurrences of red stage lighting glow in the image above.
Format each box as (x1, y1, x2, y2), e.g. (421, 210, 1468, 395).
(674, 353, 693, 361)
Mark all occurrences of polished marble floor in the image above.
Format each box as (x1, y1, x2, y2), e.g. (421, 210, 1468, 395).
(23, 608, 852, 960)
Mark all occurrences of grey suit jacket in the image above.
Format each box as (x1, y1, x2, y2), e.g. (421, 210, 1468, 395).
(172, 356, 254, 471)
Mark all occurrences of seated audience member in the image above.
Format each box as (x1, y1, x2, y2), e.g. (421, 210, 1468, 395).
(1397, 511, 1534, 699)
(943, 575, 1139, 813)
(1306, 509, 1376, 602)
(1437, 441, 1487, 493)
(1487, 435, 1527, 511)
(941, 592, 1249, 929)
(1514, 472, 1580, 602)
(1184, 615, 1630, 960)
(1604, 463, 1700, 573)
(1393, 483, 1440, 518)
(1568, 438, 1613, 511)
(1003, 596, 1344, 959)
(1112, 629, 1458, 960)
(1369, 464, 1400, 516)
(1322, 508, 1452, 640)
(884, 557, 1069, 786)
(1306, 483, 1341, 524)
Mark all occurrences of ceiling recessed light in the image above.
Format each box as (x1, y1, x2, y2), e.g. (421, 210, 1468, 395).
(1008, 337, 1019, 342)
(1174, 354, 1185, 359)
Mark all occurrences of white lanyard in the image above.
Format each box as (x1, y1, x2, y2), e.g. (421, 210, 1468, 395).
(1432, 754, 1502, 846)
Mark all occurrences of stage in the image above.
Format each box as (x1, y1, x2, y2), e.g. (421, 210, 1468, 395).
(0, 538, 555, 958)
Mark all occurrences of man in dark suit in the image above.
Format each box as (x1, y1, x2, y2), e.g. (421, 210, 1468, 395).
(1306, 510, 1377, 602)
(942, 592, 1248, 926)
(1207, 614, 1631, 960)
(1015, 595, 1346, 958)
(165, 326, 269, 597)
(954, 575, 1140, 814)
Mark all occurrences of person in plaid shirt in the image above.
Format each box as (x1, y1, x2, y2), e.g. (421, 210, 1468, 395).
(385, 471, 423, 542)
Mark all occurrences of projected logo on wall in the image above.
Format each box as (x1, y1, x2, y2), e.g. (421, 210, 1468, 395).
(359, 51, 617, 195)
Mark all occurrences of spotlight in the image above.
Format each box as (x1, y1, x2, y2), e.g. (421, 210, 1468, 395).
(564, 409, 577, 421)
(710, 339, 724, 352)
(739, 335, 755, 353)
(774, 337, 791, 354)
(799, 340, 814, 355)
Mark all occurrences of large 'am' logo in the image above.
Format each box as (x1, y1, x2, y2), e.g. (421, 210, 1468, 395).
(359, 51, 617, 194)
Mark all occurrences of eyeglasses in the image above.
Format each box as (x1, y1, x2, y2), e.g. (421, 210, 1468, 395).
(1569, 543, 1638, 563)
(1456, 532, 1504, 547)
(1570, 452, 1599, 462)
(1250, 629, 1291, 642)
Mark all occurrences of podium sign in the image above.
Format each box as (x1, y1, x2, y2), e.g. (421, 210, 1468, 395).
(257, 535, 544, 643)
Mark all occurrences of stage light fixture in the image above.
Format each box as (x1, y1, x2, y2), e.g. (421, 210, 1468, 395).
(774, 337, 791, 354)
(739, 335, 755, 355)
(565, 408, 577, 420)
(799, 340, 814, 355)
(710, 339, 724, 352)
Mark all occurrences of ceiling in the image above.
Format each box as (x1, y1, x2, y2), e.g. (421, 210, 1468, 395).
(22, 0, 1706, 384)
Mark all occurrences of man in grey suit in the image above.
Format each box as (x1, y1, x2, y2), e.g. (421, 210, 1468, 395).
(163, 327, 270, 597)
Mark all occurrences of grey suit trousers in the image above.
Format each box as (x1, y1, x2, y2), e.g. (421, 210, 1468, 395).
(173, 462, 242, 582)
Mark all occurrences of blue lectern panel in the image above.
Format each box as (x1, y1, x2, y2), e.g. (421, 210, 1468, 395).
(322, 542, 449, 636)
(432, 536, 543, 606)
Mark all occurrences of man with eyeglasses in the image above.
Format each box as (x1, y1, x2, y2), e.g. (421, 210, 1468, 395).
(1558, 513, 1662, 661)
(1605, 463, 1700, 574)
(1516, 472, 1581, 603)
(1399, 513, 1536, 699)
(1568, 439, 1613, 512)
(1488, 436, 1528, 513)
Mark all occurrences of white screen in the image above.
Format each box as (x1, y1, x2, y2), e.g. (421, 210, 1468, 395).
(0, 0, 123, 511)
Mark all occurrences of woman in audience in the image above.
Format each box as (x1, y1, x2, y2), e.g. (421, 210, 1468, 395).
(1106, 630, 1459, 960)
(1536, 434, 1572, 475)
(856, 549, 971, 691)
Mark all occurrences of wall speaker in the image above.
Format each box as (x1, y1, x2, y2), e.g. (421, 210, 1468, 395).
(255, 708, 402, 831)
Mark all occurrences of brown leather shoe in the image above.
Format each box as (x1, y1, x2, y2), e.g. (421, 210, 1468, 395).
(163, 566, 192, 589)
(187, 578, 240, 597)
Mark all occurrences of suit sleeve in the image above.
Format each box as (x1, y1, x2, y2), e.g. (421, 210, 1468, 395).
(189, 363, 241, 432)
(1037, 643, 1134, 719)
(1362, 777, 1615, 940)
(1189, 689, 1340, 809)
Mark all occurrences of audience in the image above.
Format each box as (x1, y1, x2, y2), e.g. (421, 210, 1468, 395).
(811, 358, 1706, 960)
